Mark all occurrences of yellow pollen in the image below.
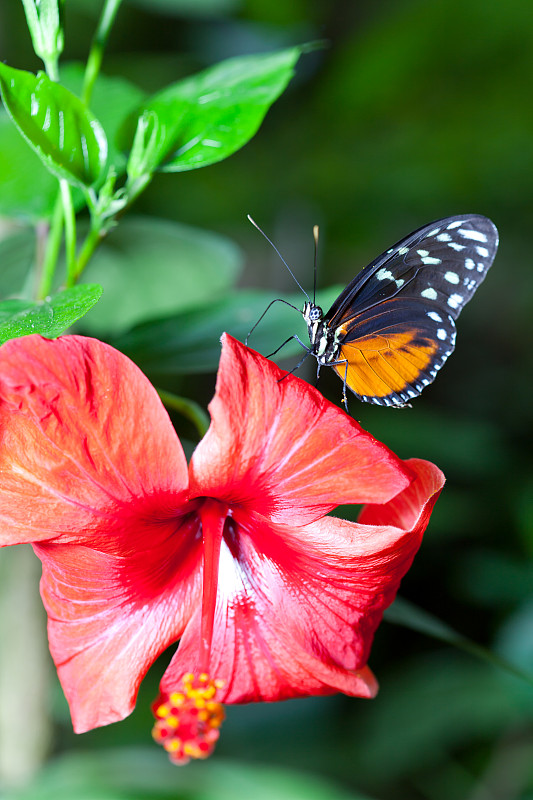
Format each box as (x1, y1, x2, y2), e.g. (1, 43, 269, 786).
(164, 739, 181, 753)
(151, 672, 225, 766)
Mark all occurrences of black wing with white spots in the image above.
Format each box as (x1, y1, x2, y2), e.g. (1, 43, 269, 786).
(323, 214, 498, 406)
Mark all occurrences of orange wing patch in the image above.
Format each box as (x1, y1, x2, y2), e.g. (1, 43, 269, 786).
(333, 331, 438, 399)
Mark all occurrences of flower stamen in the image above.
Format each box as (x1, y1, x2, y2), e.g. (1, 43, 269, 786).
(152, 673, 225, 765)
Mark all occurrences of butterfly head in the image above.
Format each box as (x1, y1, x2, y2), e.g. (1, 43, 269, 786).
(302, 302, 323, 324)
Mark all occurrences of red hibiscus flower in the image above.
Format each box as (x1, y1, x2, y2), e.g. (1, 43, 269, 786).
(0, 333, 444, 764)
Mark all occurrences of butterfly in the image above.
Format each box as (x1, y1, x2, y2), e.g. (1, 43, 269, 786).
(249, 214, 499, 409)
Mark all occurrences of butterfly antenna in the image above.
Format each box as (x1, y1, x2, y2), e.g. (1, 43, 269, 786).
(247, 215, 311, 302)
(313, 224, 319, 304)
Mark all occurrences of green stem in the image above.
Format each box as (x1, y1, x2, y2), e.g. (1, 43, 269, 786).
(33, 44, 62, 298)
(75, 224, 102, 280)
(82, 0, 123, 105)
(37, 194, 64, 299)
(60, 180, 77, 288)
(157, 389, 210, 439)
(74, 171, 153, 281)
(43, 56, 59, 82)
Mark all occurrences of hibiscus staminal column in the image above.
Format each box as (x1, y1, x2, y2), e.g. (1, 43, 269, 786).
(152, 499, 226, 764)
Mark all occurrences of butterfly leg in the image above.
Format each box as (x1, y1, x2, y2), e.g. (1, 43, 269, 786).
(265, 334, 312, 382)
(340, 359, 349, 412)
(267, 334, 310, 359)
(325, 357, 350, 412)
(277, 341, 313, 383)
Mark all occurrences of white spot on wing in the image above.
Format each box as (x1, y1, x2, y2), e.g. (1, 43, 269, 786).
(437, 233, 452, 242)
(437, 329, 447, 340)
(476, 246, 489, 258)
(417, 249, 429, 257)
(447, 220, 463, 229)
(444, 271, 460, 284)
(427, 311, 443, 322)
(421, 256, 442, 265)
(421, 287, 438, 300)
(376, 268, 394, 281)
(448, 242, 466, 251)
(427, 228, 441, 237)
(458, 229, 488, 242)
(448, 293, 464, 309)
(465, 258, 475, 270)
(398, 246, 409, 255)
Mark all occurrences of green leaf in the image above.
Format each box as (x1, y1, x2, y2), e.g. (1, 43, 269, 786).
(0, 67, 145, 221)
(111, 286, 342, 376)
(61, 64, 146, 176)
(78, 217, 243, 336)
(0, 64, 108, 188)
(0, 111, 60, 221)
(0, 284, 102, 344)
(121, 47, 302, 174)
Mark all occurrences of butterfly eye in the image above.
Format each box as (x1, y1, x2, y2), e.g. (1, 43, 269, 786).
(309, 305, 323, 322)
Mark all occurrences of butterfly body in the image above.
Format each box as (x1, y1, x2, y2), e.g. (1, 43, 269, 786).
(300, 214, 498, 407)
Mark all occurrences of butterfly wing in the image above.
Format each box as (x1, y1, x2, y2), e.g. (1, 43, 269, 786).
(326, 215, 498, 406)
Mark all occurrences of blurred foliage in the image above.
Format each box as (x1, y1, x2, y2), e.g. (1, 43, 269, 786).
(2, 749, 374, 800)
(1, 0, 533, 799)
(80, 217, 243, 334)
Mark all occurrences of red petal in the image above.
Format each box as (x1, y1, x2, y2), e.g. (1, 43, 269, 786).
(161, 458, 444, 703)
(35, 514, 202, 732)
(0, 336, 188, 546)
(357, 457, 445, 530)
(189, 335, 412, 525)
(0, 335, 198, 731)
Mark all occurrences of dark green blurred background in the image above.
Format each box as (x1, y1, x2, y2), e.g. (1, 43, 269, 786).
(1, 1, 533, 799)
